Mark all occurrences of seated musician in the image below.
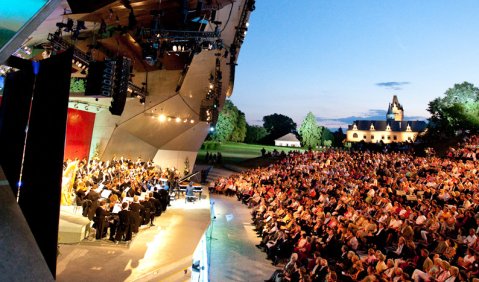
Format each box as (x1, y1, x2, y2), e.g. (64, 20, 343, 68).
(93, 199, 110, 240)
(186, 181, 195, 202)
(114, 202, 132, 242)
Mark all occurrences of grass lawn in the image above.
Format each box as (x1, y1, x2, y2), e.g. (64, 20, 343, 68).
(197, 142, 306, 164)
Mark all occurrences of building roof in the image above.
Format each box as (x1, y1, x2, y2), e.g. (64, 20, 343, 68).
(275, 133, 300, 142)
(348, 120, 427, 132)
(392, 95, 403, 110)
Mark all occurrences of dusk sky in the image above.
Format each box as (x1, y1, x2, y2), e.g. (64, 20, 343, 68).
(231, 1, 479, 129)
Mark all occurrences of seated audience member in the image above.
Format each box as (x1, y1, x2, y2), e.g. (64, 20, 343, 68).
(265, 253, 299, 282)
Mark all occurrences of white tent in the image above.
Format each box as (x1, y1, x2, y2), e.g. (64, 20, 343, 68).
(274, 133, 301, 147)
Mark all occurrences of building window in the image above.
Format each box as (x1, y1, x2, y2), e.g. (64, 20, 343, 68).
(387, 136, 391, 140)
(393, 135, 397, 140)
(381, 136, 385, 140)
(371, 135, 374, 139)
(363, 135, 366, 139)
(353, 133, 358, 138)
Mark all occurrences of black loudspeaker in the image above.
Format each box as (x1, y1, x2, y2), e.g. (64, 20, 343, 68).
(85, 61, 103, 95)
(85, 60, 116, 97)
(109, 57, 131, 116)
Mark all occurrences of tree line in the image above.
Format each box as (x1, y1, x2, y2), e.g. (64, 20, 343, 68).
(210, 81, 479, 148)
(210, 100, 343, 147)
(427, 81, 479, 136)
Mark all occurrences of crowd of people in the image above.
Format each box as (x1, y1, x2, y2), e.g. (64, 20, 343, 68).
(448, 135, 479, 161)
(64, 157, 179, 243)
(211, 135, 479, 281)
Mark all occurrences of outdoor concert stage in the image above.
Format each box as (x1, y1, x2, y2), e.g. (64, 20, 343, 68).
(56, 191, 212, 282)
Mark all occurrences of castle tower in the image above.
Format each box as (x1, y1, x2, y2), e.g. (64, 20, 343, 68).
(390, 95, 404, 121)
(386, 103, 395, 121)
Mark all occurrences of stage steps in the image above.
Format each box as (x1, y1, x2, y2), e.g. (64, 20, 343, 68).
(205, 167, 237, 183)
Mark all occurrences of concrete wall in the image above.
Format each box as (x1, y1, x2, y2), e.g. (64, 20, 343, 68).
(153, 150, 198, 175)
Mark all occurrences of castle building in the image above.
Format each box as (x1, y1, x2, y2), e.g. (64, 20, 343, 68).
(346, 95, 427, 144)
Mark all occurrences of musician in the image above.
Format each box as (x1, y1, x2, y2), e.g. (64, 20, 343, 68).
(115, 202, 132, 242)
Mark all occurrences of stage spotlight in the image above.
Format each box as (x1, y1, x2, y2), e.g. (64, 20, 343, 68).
(209, 126, 215, 132)
(64, 19, 74, 32)
(175, 117, 181, 123)
(159, 114, 166, 122)
(77, 20, 87, 30)
(55, 22, 67, 29)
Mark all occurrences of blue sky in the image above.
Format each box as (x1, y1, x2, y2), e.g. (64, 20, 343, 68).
(231, 1, 479, 129)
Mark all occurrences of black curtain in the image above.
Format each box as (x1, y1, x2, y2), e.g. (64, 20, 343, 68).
(0, 49, 73, 277)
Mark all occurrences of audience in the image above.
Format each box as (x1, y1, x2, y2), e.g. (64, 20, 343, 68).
(213, 134, 479, 281)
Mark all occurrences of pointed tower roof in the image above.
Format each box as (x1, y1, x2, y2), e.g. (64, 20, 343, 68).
(392, 95, 404, 110)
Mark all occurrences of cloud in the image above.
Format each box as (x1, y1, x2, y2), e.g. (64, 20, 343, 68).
(375, 81, 410, 91)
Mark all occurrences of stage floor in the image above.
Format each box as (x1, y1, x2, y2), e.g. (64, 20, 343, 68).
(56, 193, 211, 282)
(208, 195, 277, 282)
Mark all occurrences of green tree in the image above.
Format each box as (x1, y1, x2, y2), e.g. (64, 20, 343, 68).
(263, 113, 297, 143)
(70, 78, 86, 93)
(428, 82, 479, 135)
(333, 127, 346, 147)
(298, 112, 322, 149)
(320, 127, 334, 146)
(212, 100, 247, 142)
(245, 125, 268, 144)
(231, 110, 247, 142)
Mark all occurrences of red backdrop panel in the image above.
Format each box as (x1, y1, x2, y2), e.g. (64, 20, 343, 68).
(64, 108, 95, 160)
